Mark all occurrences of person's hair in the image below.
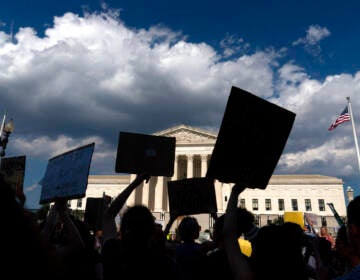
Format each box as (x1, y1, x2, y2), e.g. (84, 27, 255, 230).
(253, 223, 308, 280)
(347, 196, 360, 226)
(177, 216, 200, 242)
(336, 225, 348, 246)
(120, 205, 155, 242)
(236, 207, 255, 235)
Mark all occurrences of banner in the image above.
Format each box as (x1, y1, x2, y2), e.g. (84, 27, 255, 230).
(0, 155, 26, 194)
(39, 143, 95, 204)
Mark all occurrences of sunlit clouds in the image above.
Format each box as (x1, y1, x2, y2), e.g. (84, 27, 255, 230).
(0, 8, 359, 185)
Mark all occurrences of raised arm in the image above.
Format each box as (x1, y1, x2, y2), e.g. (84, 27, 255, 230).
(223, 184, 253, 280)
(102, 173, 150, 243)
(40, 201, 60, 244)
(164, 211, 179, 237)
(56, 199, 85, 250)
(40, 198, 85, 257)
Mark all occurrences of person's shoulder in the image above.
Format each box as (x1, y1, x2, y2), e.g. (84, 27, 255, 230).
(149, 251, 178, 274)
(102, 238, 122, 254)
(333, 265, 360, 280)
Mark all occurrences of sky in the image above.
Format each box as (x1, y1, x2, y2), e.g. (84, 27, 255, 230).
(1, 0, 360, 209)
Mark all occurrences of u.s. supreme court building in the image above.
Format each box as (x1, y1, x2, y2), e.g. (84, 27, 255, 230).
(68, 124, 348, 234)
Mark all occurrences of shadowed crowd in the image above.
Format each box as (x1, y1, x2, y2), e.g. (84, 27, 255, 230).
(4, 173, 360, 280)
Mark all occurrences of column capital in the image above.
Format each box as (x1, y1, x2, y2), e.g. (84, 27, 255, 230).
(201, 154, 208, 161)
(200, 154, 208, 177)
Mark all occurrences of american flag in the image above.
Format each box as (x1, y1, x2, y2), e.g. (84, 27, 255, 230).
(328, 106, 351, 131)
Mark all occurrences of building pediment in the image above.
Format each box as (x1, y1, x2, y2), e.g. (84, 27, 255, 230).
(154, 124, 217, 144)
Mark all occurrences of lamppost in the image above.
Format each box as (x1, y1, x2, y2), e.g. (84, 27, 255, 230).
(0, 118, 14, 157)
(346, 186, 355, 203)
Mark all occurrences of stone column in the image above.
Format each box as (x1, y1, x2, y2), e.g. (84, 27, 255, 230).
(163, 177, 169, 212)
(201, 154, 208, 177)
(142, 180, 150, 207)
(215, 181, 223, 212)
(187, 154, 194, 178)
(172, 155, 179, 181)
(154, 176, 164, 211)
(222, 183, 231, 210)
(127, 174, 137, 206)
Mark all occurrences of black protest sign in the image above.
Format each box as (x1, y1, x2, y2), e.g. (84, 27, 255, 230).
(115, 131, 176, 177)
(39, 143, 95, 204)
(206, 86, 296, 189)
(84, 195, 111, 231)
(167, 177, 217, 217)
(0, 155, 26, 194)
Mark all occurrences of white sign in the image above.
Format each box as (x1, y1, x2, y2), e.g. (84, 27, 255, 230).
(39, 143, 95, 204)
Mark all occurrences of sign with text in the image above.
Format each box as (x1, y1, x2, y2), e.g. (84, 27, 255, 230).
(167, 177, 217, 217)
(39, 143, 95, 204)
(206, 86, 296, 189)
(0, 155, 26, 194)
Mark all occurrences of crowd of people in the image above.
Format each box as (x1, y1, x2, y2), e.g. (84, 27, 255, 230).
(5, 172, 360, 280)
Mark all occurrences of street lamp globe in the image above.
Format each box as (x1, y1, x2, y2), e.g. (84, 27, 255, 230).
(4, 118, 14, 133)
(0, 118, 14, 157)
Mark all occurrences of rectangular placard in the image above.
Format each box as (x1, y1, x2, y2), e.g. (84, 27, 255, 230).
(206, 86, 296, 189)
(0, 155, 26, 195)
(115, 131, 176, 177)
(39, 143, 95, 204)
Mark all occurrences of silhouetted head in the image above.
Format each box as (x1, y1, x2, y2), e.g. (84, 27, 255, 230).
(347, 196, 360, 227)
(253, 223, 307, 280)
(236, 207, 255, 235)
(346, 196, 360, 252)
(120, 205, 155, 244)
(177, 216, 200, 242)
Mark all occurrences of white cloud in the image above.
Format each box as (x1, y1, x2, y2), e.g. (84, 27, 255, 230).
(293, 25, 331, 46)
(24, 182, 40, 192)
(278, 136, 355, 175)
(0, 10, 359, 188)
(13, 134, 109, 159)
(220, 33, 250, 58)
(292, 25, 330, 56)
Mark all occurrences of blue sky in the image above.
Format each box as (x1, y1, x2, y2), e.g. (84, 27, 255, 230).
(1, 0, 360, 209)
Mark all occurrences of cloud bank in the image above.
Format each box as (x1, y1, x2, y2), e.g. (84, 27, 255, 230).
(0, 8, 359, 188)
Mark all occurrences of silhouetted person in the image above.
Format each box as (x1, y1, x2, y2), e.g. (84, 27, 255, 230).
(175, 216, 204, 280)
(0, 174, 50, 280)
(101, 173, 178, 280)
(202, 204, 256, 280)
(335, 225, 360, 274)
(41, 198, 99, 280)
(223, 184, 309, 280)
(319, 225, 335, 249)
(334, 196, 360, 279)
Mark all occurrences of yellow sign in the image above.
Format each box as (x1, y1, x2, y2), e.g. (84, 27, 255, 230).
(238, 238, 252, 257)
(283, 211, 304, 228)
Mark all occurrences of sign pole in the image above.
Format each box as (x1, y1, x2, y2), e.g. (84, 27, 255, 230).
(347, 97, 360, 175)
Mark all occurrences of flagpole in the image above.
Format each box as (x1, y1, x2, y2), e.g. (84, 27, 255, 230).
(0, 111, 7, 138)
(346, 96, 360, 174)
